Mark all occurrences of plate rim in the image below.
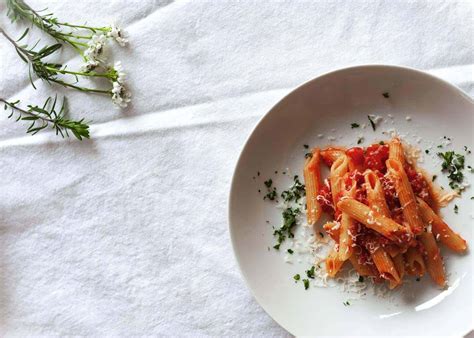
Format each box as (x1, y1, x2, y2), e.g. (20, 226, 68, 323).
(227, 64, 474, 336)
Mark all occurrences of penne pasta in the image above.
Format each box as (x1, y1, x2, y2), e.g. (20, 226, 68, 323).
(417, 198, 467, 253)
(388, 137, 405, 165)
(320, 147, 346, 166)
(326, 246, 344, 277)
(389, 254, 405, 289)
(384, 243, 408, 257)
(304, 148, 322, 225)
(386, 159, 424, 235)
(404, 246, 425, 277)
(372, 247, 400, 287)
(419, 231, 446, 287)
(364, 169, 390, 217)
(338, 181, 357, 261)
(323, 221, 340, 242)
(337, 198, 412, 243)
(330, 154, 350, 209)
(349, 250, 379, 277)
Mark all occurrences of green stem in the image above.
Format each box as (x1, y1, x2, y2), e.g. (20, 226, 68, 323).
(50, 78, 111, 95)
(55, 21, 110, 33)
(45, 66, 113, 79)
(0, 98, 54, 123)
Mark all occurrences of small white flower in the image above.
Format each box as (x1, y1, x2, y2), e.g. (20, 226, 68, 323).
(84, 34, 107, 63)
(107, 23, 128, 47)
(111, 81, 131, 108)
(82, 59, 99, 72)
(113, 61, 126, 83)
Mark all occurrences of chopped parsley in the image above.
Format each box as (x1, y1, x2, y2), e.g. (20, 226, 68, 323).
(293, 274, 300, 281)
(305, 152, 313, 159)
(273, 207, 300, 249)
(425, 149, 430, 154)
(382, 92, 390, 98)
(264, 188, 277, 201)
(263, 178, 278, 201)
(264, 179, 273, 188)
(306, 266, 315, 279)
(303, 144, 309, 149)
(287, 248, 294, 254)
(468, 165, 473, 173)
(358, 276, 364, 283)
(319, 231, 324, 238)
(437, 145, 443, 149)
(351, 123, 360, 129)
(432, 175, 437, 182)
(379, 141, 385, 145)
(438, 151, 466, 192)
(454, 205, 459, 214)
(280, 175, 306, 203)
(343, 301, 351, 306)
(367, 115, 376, 131)
(303, 279, 310, 290)
(464, 146, 471, 154)
(471, 197, 474, 200)
(357, 137, 364, 145)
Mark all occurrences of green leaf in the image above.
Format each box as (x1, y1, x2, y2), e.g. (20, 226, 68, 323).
(16, 28, 30, 42)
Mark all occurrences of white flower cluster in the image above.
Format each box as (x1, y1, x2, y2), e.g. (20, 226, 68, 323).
(107, 23, 128, 47)
(111, 61, 131, 108)
(82, 23, 128, 72)
(82, 34, 106, 71)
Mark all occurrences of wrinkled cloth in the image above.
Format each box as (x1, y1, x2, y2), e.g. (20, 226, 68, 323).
(0, 0, 472, 335)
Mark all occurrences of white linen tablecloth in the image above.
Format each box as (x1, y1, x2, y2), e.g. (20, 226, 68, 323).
(0, 0, 472, 335)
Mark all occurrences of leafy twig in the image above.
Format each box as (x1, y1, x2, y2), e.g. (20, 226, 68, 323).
(1, 96, 90, 140)
(0, 27, 131, 106)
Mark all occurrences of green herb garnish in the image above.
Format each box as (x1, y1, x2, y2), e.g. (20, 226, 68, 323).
(454, 205, 459, 214)
(358, 276, 364, 283)
(438, 151, 466, 192)
(343, 301, 351, 306)
(303, 279, 310, 290)
(382, 92, 390, 98)
(351, 123, 360, 129)
(293, 274, 300, 281)
(357, 137, 364, 145)
(280, 175, 306, 203)
(273, 207, 300, 249)
(367, 115, 376, 131)
(306, 266, 315, 279)
(432, 175, 437, 182)
(303, 144, 309, 149)
(287, 249, 294, 254)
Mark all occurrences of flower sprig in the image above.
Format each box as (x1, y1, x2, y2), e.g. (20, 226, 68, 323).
(1, 96, 90, 140)
(6, 0, 127, 72)
(0, 27, 131, 107)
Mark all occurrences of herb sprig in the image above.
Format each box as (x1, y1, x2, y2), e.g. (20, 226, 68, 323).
(1, 96, 89, 140)
(438, 151, 466, 192)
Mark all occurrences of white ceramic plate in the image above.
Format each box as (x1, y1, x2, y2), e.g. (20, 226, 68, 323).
(229, 65, 473, 336)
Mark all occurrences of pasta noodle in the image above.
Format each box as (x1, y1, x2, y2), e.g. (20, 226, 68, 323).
(419, 231, 446, 287)
(417, 198, 467, 253)
(304, 148, 322, 225)
(337, 198, 412, 244)
(329, 154, 349, 210)
(386, 159, 424, 235)
(405, 246, 425, 277)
